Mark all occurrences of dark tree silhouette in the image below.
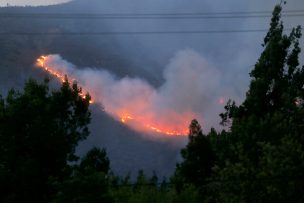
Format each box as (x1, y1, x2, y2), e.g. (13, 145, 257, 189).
(0, 78, 91, 202)
(175, 119, 215, 187)
(207, 5, 304, 202)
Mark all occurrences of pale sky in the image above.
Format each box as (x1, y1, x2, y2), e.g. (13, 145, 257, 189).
(0, 0, 71, 7)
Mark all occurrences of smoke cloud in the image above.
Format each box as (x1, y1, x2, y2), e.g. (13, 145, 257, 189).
(41, 49, 232, 135)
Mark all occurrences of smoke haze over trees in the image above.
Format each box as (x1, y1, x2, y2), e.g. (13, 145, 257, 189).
(0, 3, 304, 202)
(0, 0, 303, 184)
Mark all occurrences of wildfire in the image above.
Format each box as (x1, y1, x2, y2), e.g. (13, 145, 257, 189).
(37, 55, 93, 103)
(37, 56, 64, 82)
(121, 115, 133, 123)
(36, 55, 188, 136)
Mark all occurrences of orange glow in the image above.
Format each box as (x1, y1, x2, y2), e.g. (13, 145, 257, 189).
(218, 97, 225, 105)
(36, 55, 188, 136)
(36, 55, 93, 103)
(121, 115, 133, 123)
(37, 55, 65, 83)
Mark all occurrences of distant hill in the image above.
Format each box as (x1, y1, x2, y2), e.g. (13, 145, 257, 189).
(0, 0, 184, 178)
(0, 0, 163, 92)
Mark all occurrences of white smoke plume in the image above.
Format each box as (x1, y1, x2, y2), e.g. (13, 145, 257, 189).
(40, 49, 231, 135)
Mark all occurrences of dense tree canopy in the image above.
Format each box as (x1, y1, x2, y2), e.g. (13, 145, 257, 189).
(51, 147, 113, 202)
(207, 5, 303, 202)
(175, 119, 215, 187)
(176, 4, 304, 203)
(0, 78, 91, 202)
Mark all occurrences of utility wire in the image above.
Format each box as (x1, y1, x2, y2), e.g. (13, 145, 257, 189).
(0, 28, 299, 36)
(0, 10, 304, 20)
(0, 13, 304, 19)
(0, 9, 304, 16)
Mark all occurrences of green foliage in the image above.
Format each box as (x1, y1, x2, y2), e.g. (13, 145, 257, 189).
(175, 131, 215, 187)
(110, 171, 200, 203)
(51, 171, 112, 203)
(51, 147, 113, 203)
(79, 147, 110, 174)
(171, 4, 304, 203)
(0, 78, 91, 202)
(172, 119, 216, 203)
(203, 4, 304, 203)
(0, 77, 203, 203)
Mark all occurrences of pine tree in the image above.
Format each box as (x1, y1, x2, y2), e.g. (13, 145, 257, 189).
(208, 4, 304, 202)
(175, 120, 215, 187)
(0, 78, 91, 202)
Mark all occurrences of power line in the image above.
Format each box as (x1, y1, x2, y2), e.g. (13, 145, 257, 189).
(0, 13, 304, 20)
(1, 9, 304, 16)
(0, 28, 298, 36)
(0, 9, 304, 20)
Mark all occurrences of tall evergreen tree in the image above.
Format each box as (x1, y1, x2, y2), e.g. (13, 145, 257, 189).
(207, 4, 304, 202)
(0, 78, 91, 202)
(175, 119, 215, 187)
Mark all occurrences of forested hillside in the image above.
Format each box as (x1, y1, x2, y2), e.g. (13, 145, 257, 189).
(0, 4, 303, 202)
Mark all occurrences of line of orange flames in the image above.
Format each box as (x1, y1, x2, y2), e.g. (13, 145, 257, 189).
(36, 55, 188, 136)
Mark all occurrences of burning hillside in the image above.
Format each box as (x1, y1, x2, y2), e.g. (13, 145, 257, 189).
(37, 55, 193, 136)
(36, 51, 225, 136)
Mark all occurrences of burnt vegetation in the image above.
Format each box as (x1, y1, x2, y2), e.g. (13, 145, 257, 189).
(0, 4, 304, 203)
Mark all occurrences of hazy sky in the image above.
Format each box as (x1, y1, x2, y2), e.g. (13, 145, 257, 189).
(0, 0, 71, 6)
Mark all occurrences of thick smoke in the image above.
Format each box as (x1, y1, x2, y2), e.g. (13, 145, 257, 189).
(42, 49, 234, 135)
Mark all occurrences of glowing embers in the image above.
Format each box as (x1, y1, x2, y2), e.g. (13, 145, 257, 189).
(145, 124, 187, 136)
(36, 55, 92, 103)
(36, 55, 188, 136)
(37, 55, 66, 82)
(121, 115, 133, 123)
(119, 113, 188, 136)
